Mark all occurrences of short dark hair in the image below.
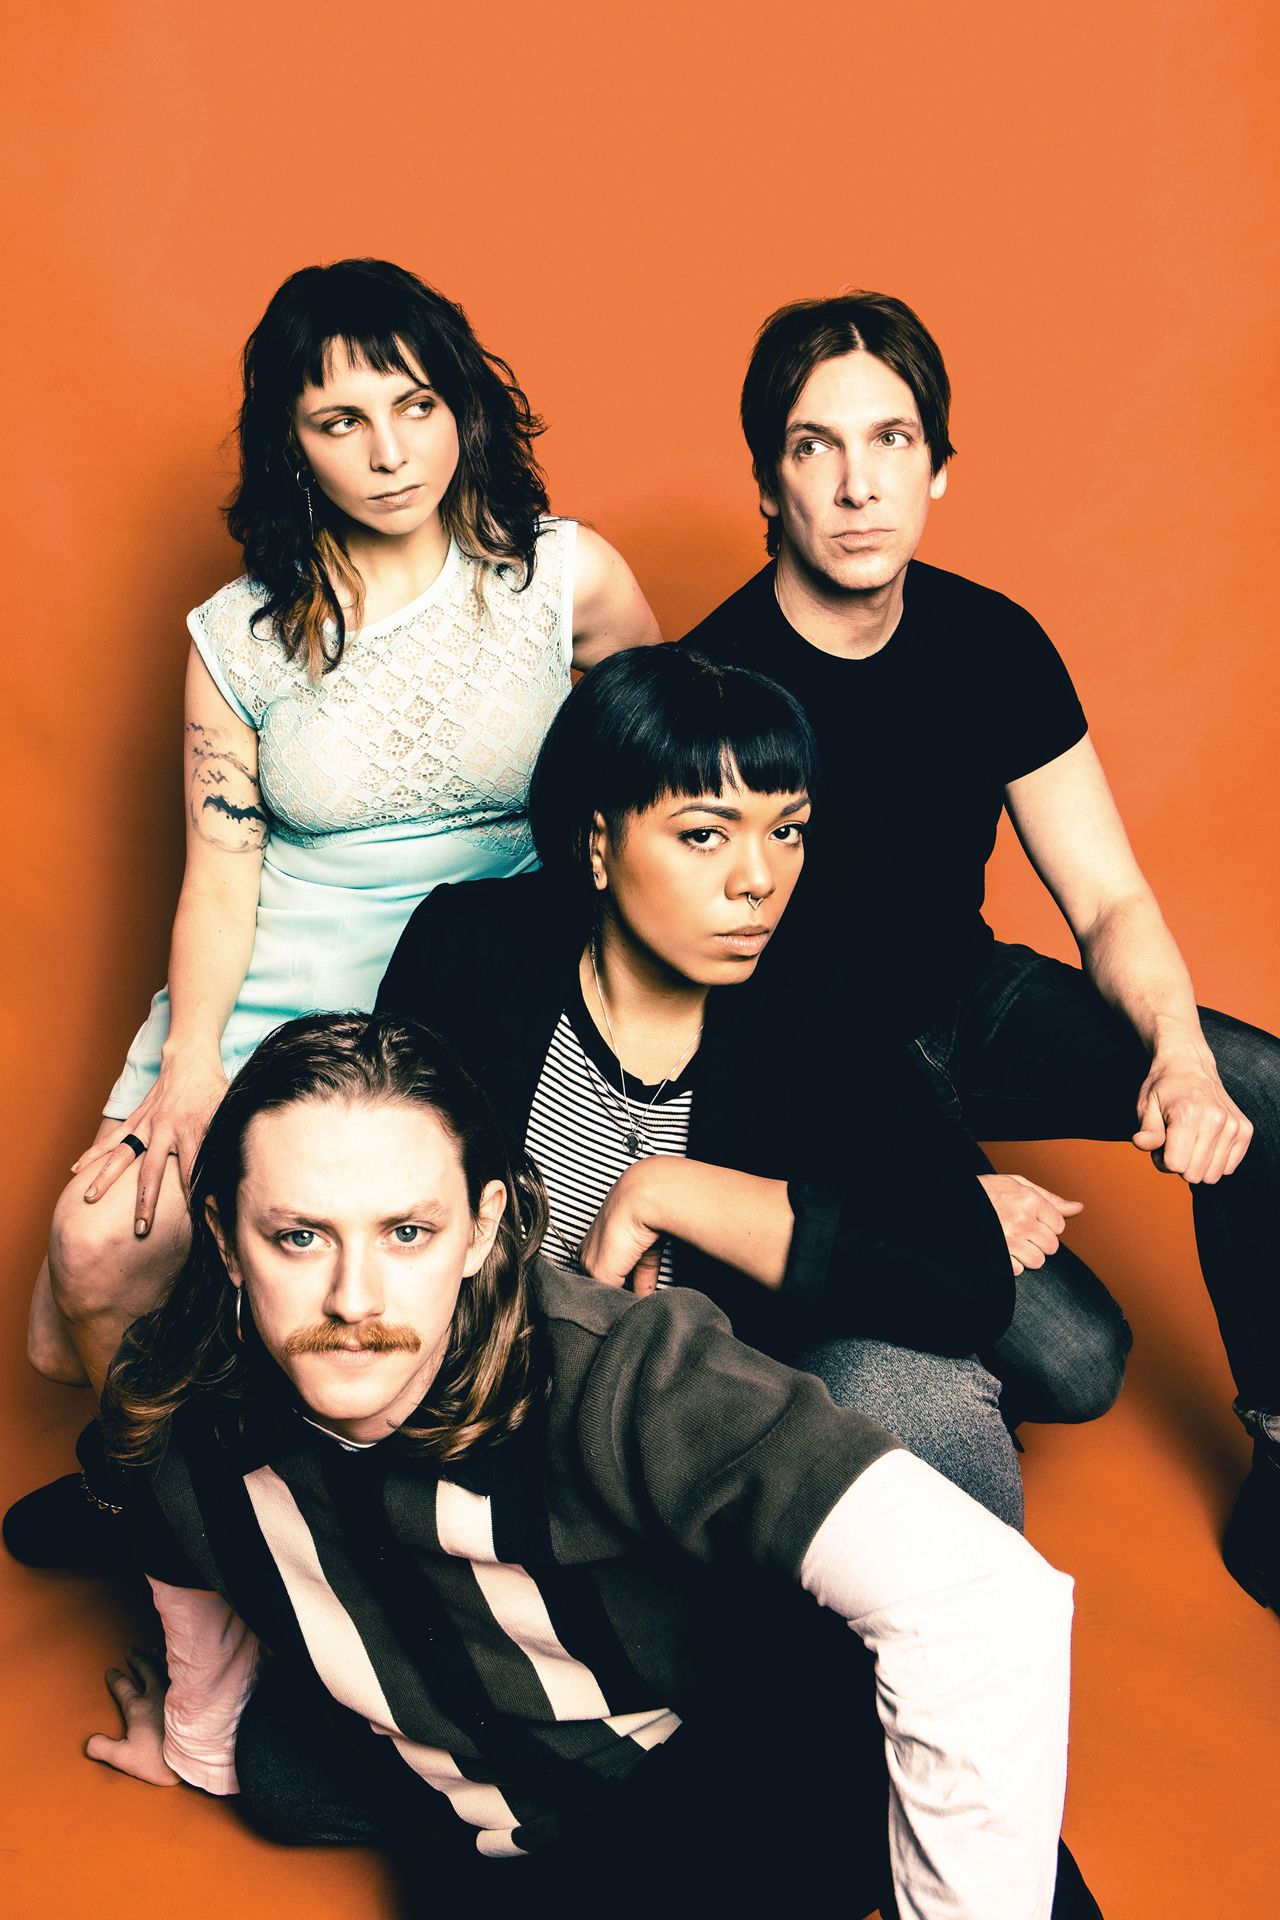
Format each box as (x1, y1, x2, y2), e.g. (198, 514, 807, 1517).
(741, 293, 955, 555)
(226, 258, 550, 675)
(102, 1013, 548, 1468)
(527, 645, 817, 904)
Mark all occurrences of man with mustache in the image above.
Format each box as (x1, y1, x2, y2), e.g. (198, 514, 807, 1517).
(83, 1011, 1101, 1917)
(682, 292, 1280, 1611)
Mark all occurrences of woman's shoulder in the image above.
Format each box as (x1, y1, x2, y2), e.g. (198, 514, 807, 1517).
(186, 576, 293, 727)
(187, 573, 269, 634)
(532, 515, 577, 568)
(464, 516, 577, 604)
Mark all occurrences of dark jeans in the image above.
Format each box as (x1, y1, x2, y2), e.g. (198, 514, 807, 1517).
(915, 941, 1280, 1427)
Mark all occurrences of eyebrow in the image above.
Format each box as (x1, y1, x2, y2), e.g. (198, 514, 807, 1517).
(256, 1200, 451, 1227)
(785, 419, 838, 443)
(667, 795, 811, 820)
(303, 382, 436, 421)
(785, 414, 919, 441)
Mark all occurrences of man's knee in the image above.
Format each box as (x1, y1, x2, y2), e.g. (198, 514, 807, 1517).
(1200, 1011, 1280, 1132)
(1007, 1306, 1130, 1425)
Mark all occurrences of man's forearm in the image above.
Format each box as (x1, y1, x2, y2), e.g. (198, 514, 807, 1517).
(1078, 888, 1210, 1065)
(1079, 889, 1253, 1180)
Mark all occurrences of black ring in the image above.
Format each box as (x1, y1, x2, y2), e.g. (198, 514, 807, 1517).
(121, 1133, 146, 1159)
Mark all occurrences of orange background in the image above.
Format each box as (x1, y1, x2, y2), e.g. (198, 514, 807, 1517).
(2, 2, 1277, 1914)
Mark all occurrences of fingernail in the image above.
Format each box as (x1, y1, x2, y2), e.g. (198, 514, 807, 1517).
(135, 1219, 149, 1237)
(85, 1187, 98, 1202)
(70, 1160, 80, 1173)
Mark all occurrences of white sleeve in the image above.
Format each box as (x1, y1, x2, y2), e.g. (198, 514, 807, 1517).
(799, 1451, 1073, 1920)
(147, 1577, 260, 1796)
(186, 608, 257, 729)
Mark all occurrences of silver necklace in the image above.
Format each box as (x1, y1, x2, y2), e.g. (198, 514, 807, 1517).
(587, 946, 703, 1157)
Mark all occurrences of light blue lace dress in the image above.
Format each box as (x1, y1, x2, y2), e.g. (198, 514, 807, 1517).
(105, 523, 577, 1117)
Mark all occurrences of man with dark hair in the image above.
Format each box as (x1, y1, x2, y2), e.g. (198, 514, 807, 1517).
(83, 1013, 1099, 1917)
(683, 292, 1280, 1610)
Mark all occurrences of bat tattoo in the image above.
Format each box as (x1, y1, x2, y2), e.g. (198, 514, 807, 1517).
(187, 722, 269, 850)
(202, 793, 269, 827)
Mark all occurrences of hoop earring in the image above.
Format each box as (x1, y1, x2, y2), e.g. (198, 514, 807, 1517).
(234, 1288, 244, 1343)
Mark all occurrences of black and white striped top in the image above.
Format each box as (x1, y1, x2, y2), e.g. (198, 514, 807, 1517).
(524, 985, 697, 1284)
(139, 1266, 896, 1858)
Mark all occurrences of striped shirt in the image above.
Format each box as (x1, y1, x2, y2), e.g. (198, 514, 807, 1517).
(137, 1265, 895, 1857)
(524, 987, 696, 1284)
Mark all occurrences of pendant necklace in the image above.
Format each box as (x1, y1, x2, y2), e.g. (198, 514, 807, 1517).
(587, 945, 702, 1157)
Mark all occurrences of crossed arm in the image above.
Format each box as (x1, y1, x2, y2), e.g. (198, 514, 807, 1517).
(579, 1153, 1090, 1302)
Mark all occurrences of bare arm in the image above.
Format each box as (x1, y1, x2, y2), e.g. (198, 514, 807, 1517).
(580, 1155, 1018, 1353)
(1005, 733, 1252, 1182)
(75, 646, 268, 1226)
(577, 1157, 791, 1295)
(569, 526, 662, 669)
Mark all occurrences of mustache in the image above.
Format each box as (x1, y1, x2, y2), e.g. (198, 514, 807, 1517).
(282, 1322, 422, 1357)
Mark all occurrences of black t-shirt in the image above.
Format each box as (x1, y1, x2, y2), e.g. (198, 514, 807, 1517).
(682, 560, 1087, 1038)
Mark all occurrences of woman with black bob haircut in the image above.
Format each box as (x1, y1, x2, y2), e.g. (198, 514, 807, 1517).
(526, 640, 817, 902)
(379, 646, 1028, 1526)
(10, 257, 657, 1569)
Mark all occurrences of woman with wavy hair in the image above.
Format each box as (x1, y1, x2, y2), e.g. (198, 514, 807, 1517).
(12, 258, 656, 1559)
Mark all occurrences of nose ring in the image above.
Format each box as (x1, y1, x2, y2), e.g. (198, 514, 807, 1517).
(746, 894, 762, 912)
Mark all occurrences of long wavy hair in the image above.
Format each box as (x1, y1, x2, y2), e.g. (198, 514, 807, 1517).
(101, 1013, 549, 1468)
(226, 259, 550, 677)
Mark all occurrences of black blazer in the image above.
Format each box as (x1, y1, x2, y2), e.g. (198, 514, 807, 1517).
(377, 873, 1013, 1359)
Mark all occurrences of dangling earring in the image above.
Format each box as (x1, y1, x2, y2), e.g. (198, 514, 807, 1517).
(295, 467, 315, 539)
(234, 1288, 244, 1343)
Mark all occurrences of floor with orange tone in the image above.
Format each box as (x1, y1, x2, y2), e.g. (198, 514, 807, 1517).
(2, 1136, 1275, 1918)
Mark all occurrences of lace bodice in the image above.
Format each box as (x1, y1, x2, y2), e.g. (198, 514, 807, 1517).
(187, 523, 575, 850)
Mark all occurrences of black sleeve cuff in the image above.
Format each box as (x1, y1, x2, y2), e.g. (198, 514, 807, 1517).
(782, 1170, 1015, 1357)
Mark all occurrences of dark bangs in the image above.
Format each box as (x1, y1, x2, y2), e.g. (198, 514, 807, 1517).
(528, 647, 818, 898)
(303, 325, 428, 398)
(270, 264, 493, 432)
(226, 258, 549, 673)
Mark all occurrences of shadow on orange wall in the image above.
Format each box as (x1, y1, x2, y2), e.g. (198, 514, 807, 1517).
(2, 2, 1277, 1915)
